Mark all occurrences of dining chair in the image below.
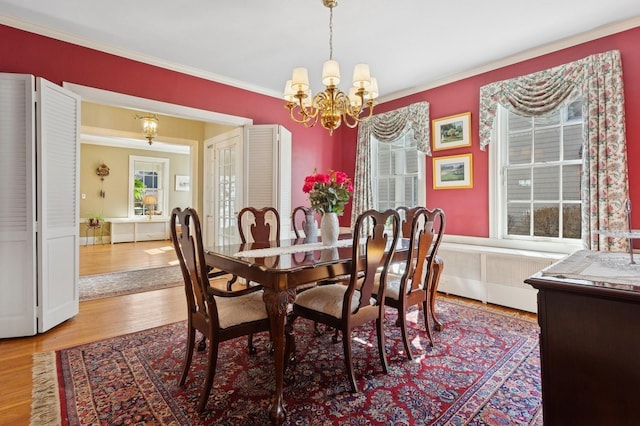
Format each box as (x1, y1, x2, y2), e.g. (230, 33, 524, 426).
(170, 207, 271, 413)
(236, 206, 281, 290)
(288, 208, 401, 393)
(375, 206, 446, 359)
(238, 206, 280, 243)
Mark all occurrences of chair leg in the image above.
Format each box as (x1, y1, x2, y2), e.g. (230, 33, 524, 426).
(226, 274, 238, 291)
(331, 327, 340, 343)
(397, 310, 414, 360)
(312, 321, 323, 336)
(422, 300, 434, 347)
(376, 317, 389, 375)
(430, 258, 445, 331)
(179, 327, 196, 387)
(247, 333, 256, 354)
(197, 337, 219, 413)
(422, 299, 434, 346)
(342, 329, 358, 393)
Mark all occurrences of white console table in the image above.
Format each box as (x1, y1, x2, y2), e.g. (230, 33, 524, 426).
(109, 218, 171, 244)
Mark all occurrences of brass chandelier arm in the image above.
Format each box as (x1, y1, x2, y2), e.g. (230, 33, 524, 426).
(285, 99, 320, 128)
(346, 100, 375, 124)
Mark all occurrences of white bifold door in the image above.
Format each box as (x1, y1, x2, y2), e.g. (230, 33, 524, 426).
(0, 73, 80, 338)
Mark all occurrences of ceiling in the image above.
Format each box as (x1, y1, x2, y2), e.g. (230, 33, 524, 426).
(1, 0, 639, 101)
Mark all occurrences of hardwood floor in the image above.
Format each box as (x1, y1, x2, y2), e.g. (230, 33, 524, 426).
(1, 240, 185, 425)
(0, 241, 536, 425)
(80, 239, 178, 276)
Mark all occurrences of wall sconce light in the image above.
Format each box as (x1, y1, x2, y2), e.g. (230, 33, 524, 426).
(136, 113, 159, 145)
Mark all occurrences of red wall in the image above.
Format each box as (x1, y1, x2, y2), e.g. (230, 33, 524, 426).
(340, 26, 640, 236)
(0, 24, 340, 211)
(2, 24, 639, 233)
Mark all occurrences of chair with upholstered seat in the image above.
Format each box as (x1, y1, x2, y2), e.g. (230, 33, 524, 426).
(288, 208, 401, 393)
(375, 206, 445, 359)
(171, 207, 271, 412)
(236, 206, 281, 290)
(238, 206, 280, 244)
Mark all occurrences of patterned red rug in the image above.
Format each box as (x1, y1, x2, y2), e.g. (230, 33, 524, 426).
(31, 299, 542, 425)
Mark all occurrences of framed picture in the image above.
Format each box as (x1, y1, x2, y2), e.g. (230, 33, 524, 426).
(433, 153, 473, 189)
(432, 112, 472, 151)
(174, 175, 190, 192)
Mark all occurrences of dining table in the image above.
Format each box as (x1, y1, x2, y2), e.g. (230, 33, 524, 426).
(204, 234, 442, 424)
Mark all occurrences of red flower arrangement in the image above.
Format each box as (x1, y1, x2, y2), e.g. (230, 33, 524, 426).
(302, 169, 354, 215)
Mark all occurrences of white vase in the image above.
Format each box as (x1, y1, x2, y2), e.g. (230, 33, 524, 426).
(320, 212, 339, 246)
(320, 247, 339, 261)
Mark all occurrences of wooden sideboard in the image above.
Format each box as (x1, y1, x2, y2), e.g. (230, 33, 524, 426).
(525, 250, 640, 425)
(109, 218, 170, 244)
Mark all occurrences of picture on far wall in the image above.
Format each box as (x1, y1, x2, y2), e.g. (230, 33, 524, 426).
(433, 153, 473, 189)
(432, 112, 472, 151)
(175, 175, 190, 192)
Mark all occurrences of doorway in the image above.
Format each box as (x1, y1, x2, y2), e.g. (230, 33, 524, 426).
(65, 82, 253, 274)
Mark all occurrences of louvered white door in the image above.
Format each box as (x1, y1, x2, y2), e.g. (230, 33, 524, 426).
(36, 78, 80, 333)
(244, 125, 291, 237)
(0, 74, 37, 337)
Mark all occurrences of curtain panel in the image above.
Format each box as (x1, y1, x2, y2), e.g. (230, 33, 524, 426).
(479, 50, 628, 251)
(351, 101, 430, 227)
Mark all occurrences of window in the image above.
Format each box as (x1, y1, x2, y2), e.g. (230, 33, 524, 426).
(129, 155, 169, 218)
(491, 98, 583, 247)
(371, 129, 426, 211)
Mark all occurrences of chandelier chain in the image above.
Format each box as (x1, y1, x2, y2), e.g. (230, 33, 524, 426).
(328, 5, 334, 60)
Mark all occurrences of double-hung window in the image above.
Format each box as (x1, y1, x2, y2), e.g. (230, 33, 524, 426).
(371, 129, 426, 211)
(129, 155, 169, 218)
(491, 97, 583, 249)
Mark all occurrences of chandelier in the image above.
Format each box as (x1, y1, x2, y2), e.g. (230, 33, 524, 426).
(136, 113, 159, 145)
(283, 0, 378, 135)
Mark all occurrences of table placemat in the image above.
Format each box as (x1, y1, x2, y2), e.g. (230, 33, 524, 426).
(234, 238, 354, 258)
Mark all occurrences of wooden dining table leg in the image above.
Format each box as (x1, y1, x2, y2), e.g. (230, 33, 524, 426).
(430, 256, 445, 331)
(262, 287, 296, 425)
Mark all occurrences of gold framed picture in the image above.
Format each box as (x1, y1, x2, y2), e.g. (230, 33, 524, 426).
(433, 153, 473, 189)
(432, 112, 472, 151)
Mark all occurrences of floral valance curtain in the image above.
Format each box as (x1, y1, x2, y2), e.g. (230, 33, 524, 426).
(479, 50, 628, 251)
(351, 101, 430, 227)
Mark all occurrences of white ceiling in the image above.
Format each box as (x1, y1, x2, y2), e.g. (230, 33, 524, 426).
(1, 0, 639, 101)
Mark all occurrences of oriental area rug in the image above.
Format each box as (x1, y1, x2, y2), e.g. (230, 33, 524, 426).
(31, 299, 543, 425)
(79, 265, 184, 301)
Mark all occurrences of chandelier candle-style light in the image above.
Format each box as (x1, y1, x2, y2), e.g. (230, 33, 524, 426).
(284, 0, 378, 135)
(136, 113, 159, 145)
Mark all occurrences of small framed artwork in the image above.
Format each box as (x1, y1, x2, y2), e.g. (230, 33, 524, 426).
(433, 153, 473, 189)
(432, 112, 472, 151)
(175, 175, 190, 192)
